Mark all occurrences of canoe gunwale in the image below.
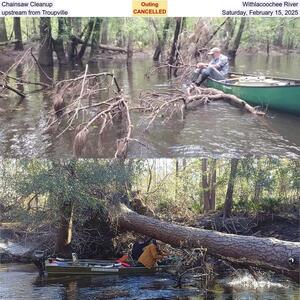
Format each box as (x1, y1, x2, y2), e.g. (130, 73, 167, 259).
(45, 264, 174, 276)
(228, 72, 300, 85)
(207, 77, 300, 89)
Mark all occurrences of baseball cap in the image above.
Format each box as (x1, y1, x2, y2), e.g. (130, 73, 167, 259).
(208, 47, 221, 55)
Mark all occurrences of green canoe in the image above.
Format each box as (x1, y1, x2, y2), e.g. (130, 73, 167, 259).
(206, 73, 300, 115)
(44, 258, 173, 276)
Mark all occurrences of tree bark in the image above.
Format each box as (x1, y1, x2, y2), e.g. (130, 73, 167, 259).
(202, 159, 210, 213)
(117, 204, 300, 281)
(54, 199, 74, 256)
(90, 17, 102, 59)
(228, 18, 246, 60)
(223, 18, 235, 53)
(223, 159, 239, 218)
(152, 17, 170, 61)
(126, 31, 133, 65)
(52, 18, 67, 65)
(168, 18, 183, 69)
(0, 18, 8, 42)
(13, 17, 23, 51)
(78, 18, 94, 61)
(101, 18, 109, 45)
(38, 17, 53, 66)
(209, 159, 217, 211)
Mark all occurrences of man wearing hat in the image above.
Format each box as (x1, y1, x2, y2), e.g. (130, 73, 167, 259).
(191, 47, 229, 86)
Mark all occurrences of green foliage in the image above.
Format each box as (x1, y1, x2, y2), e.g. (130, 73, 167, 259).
(0, 158, 298, 224)
(0, 159, 143, 224)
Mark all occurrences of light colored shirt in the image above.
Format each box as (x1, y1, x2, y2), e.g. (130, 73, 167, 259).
(209, 54, 229, 76)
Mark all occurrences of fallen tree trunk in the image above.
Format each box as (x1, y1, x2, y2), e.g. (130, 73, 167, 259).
(99, 44, 127, 53)
(0, 39, 20, 47)
(117, 204, 300, 281)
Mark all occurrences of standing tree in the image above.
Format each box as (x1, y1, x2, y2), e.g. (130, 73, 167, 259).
(52, 18, 67, 65)
(90, 17, 102, 59)
(227, 18, 247, 60)
(38, 17, 53, 66)
(202, 159, 217, 213)
(78, 18, 94, 61)
(101, 18, 109, 45)
(127, 31, 133, 65)
(13, 17, 23, 51)
(168, 18, 183, 67)
(0, 18, 8, 42)
(223, 159, 239, 218)
(152, 17, 170, 61)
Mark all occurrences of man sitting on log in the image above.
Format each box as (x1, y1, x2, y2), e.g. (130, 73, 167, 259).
(191, 47, 229, 86)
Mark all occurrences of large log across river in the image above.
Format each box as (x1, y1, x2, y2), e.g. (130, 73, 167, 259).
(117, 205, 300, 281)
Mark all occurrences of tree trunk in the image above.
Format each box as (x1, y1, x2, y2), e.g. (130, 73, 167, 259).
(223, 159, 239, 218)
(153, 17, 170, 61)
(117, 204, 300, 281)
(202, 159, 210, 213)
(101, 18, 109, 45)
(168, 18, 183, 70)
(209, 159, 217, 211)
(52, 18, 67, 65)
(54, 199, 74, 256)
(175, 159, 179, 199)
(126, 31, 133, 65)
(38, 17, 53, 66)
(90, 17, 102, 59)
(228, 18, 246, 60)
(13, 17, 23, 51)
(223, 18, 235, 53)
(0, 18, 8, 42)
(78, 18, 94, 61)
(160, 18, 170, 61)
(266, 38, 270, 56)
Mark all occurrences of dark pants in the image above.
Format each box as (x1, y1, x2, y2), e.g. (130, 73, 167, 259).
(191, 66, 225, 86)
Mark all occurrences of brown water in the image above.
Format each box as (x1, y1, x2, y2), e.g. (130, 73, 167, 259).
(0, 53, 300, 158)
(0, 264, 299, 300)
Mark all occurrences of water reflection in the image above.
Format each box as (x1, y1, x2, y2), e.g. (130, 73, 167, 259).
(0, 53, 300, 158)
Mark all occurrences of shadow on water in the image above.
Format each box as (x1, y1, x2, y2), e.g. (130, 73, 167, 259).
(0, 264, 299, 300)
(0, 53, 300, 158)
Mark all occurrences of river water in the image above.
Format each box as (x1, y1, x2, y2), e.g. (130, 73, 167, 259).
(0, 264, 299, 300)
(0, 53, 300, 158)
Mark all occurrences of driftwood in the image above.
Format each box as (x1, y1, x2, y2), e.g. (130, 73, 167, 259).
(0, 39, 20, 47)
(0, 81, 25, 98)
(137, 84, 265, 132)
(99, 44, 127, 53)
(116, 204, 300, 282)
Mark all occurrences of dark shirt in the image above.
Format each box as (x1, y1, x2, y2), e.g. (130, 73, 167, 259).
(131, 241, 149, 260)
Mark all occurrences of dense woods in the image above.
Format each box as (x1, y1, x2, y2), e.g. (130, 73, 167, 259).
(0, 17, 299, 65)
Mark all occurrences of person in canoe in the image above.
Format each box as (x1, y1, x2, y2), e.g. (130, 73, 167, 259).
(131, 237, 152, 261)
(138, 239, 165, 269)
(191, 47, 229, 86)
